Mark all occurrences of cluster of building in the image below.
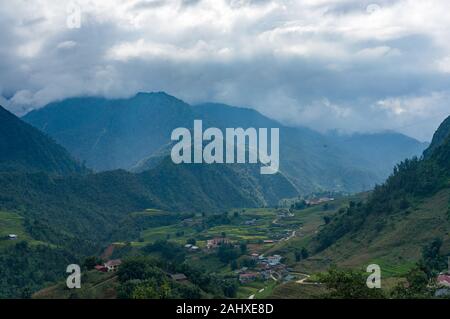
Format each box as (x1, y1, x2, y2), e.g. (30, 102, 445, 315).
(206, 237, 231, 249)
(183, 237, 235, 252)
(238, 253, 293, 284)
(276, 209, 294, 218)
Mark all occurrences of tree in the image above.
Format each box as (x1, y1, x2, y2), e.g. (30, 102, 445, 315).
(391, 268, 431, 299)
(420, 238, 446, 278)
(301, 247, 309, 259)
(221, 279, 238, 298)
(294, 248, 309, 262)
(118, 257, 162, 282)
(241, 258, 256, 268)
(131, 280, 160, 299)
(142, 240, 186, 264)
(240, 243, 248, 254)
(83, 256, 102, 270)
(186, 238, 196, 245)
(291, 200, 307, 210)
(217, 244, 239, 264)
(318, 267, 385, 299)
(117, 279, 142, 299)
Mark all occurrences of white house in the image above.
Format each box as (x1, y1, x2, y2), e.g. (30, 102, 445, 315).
(267, 255, 282, 266)
(104, 259, 122, 272)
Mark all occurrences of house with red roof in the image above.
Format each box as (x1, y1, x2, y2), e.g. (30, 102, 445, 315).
(437, 274, 450, 287)
(239, 272, 259, 284)
(104, 259, 122, 272)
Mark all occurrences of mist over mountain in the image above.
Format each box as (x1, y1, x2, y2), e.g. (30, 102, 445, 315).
(23, 92, 426, 195)
(0, 106, 297, 250)
(23, 92, 195, 171)
(0, 106, 295, 227)
(27, 93, 429, 195)
(325, 131, 429, 183)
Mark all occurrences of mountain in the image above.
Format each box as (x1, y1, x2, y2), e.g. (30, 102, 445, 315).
(311, 115, 450, 270)
(0, 153, 295, 298)
(139, 157, 298, 209)
(0, 105, 296, 249)
(23, 93, 427, 195)
(423, 115, 450, 158)
(0, 110, 297, 298)
(23, 92, 195, 171)
(326, 131, 429, 182)
(0, 159, 296, 250)
(192, 103, 427, 193)
(0, 105, 86, 174)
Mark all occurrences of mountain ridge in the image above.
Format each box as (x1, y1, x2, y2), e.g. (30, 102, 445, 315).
(23, 92, 427, 195)
(310, 114, 450, 270)
(0, 105, 86, 175)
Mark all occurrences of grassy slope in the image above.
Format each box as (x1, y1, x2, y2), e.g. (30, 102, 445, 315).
(0, 211, 43, 248)
(269, 282, 328, 299)
(264, 195, 367, 264)
(265, 190, 450, 298)
(313, 189, 450, 275)
(33, 271, 119, 299)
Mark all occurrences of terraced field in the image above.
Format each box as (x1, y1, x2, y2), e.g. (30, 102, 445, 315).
(0, 211, 34, 248)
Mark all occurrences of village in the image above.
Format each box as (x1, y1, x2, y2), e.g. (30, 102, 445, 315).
(184, 234, 298, 288)
(84, 195, 450, 299)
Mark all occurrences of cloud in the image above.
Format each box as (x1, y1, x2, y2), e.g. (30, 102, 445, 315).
(1, 0, 450, 141)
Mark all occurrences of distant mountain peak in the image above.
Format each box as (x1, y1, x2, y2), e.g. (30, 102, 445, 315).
(22, 94, 427, 194)
(136, 91, 170, 97)
(134, 91, 187, 103)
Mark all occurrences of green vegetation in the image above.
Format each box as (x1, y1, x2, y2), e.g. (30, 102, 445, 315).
(0, 211, 36, 248)
(34, 270, 119, 299)
(0, 105, 86, 175)
(317, 267, 385, 299)
(0, 100, 447, 299)
(312, 129, 450, 268)
(0, 241, 76, 298)
(269, 282, 327, 299)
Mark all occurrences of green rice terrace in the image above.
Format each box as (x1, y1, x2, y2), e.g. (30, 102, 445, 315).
(90, 195, 372, 299)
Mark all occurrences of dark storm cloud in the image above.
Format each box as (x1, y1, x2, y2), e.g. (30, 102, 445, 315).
(1, 0, 450, 141)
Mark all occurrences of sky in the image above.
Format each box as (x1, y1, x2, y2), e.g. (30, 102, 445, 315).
(1, 0, 450, 141)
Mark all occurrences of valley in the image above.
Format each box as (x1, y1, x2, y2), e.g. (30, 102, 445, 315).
(29, 195, 369, 299)
(0, 95, 448, 299)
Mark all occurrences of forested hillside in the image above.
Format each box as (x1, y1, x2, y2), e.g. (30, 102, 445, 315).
(0, 106, 86, 174)
(313, 116, 450, 267)
(24, 93, 427, 194)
